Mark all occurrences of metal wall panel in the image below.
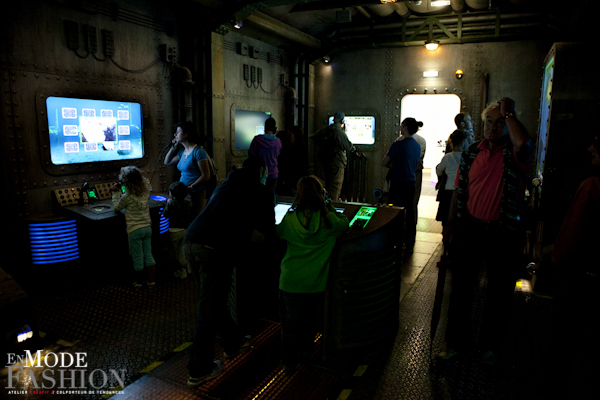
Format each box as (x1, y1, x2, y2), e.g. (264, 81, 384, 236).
(314, 41, 549, 202)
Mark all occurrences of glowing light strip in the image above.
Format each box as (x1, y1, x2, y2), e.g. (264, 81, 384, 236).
(30, 241, 79, 249)
(29, 232, 78, 241)
(28, 220, 79, 264)
(32, 249, 79, 258)
(32, 255, 79, 264)
(28, 223, 77, 231)
(31, 248, 80, 257)
(28, 220, 77, 227)
(251, 369, 285, 400)
(30, 236, 78, 244)
(159, 208, 169, 234)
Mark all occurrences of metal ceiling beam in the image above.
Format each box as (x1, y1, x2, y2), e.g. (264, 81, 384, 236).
(329, 10, 555, 49)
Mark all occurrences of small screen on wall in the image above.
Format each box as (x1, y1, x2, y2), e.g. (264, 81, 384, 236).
(328, 115, 376, 145)
(46, 96, 144, 165)
(234, 109, 271, 151)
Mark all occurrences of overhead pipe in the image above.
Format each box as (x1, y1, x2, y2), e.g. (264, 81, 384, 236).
(451, 0, 466, 13)
(245, 11, 321, 49)
(335, 21, 545, 45)
(465, 0, 489, 10)
(392, 2, 410, 17)
(365, 4, 396, 17)
(355, 6, 372, 19)
(337, 12, 542, 34)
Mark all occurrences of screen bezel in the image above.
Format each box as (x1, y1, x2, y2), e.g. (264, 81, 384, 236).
(36, 91, 149, 176)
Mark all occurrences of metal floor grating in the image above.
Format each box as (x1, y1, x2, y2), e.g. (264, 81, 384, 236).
(346, 243, 567, 400)
(3, 239, 586, 399)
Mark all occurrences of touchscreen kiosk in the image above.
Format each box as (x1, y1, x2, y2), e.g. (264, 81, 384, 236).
(274, 202, 345, 225)
(349, 206, 377, 230)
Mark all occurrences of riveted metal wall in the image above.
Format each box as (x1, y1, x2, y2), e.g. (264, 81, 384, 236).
(220, 30, 290, 172)
(314, 40, 550, 200)
(1, 0, 180, 271)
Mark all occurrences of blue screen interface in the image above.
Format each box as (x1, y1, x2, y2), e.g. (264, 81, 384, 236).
(46, 96, 144, 165)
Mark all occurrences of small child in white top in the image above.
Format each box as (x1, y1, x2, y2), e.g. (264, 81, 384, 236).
(111, 166, 156, 288)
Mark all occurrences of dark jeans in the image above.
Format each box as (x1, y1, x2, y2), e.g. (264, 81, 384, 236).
(279, 290, 324, 367)
(445, 215, 524, 352)
(183, 242, 243, 376)
(389, 181, 416, 248)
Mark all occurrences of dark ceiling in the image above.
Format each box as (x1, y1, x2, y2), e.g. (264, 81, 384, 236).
(191, 0, 599, 54)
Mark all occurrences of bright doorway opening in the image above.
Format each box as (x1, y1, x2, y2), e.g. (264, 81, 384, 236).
(401, 94, 461, 221)
(400, 94, 461, 169)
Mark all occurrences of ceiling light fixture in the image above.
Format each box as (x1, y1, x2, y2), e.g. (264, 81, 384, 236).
(425, 40, 439, 51)
(431, 0, 451, 6)
(380, 0, 398, 4)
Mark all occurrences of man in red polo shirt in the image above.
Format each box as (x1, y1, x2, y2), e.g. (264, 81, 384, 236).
(438, 97, 533, 364)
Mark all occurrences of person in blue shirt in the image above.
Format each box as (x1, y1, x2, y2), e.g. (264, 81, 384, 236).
(164, 122, 212, 216)
(382, 118, 423, 253)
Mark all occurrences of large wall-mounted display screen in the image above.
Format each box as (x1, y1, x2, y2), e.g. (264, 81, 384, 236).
(46, 96, 144, 165)
(234, 110, 272, 151)
(328, 115, 376, 145)
(536, 56, 554, 179)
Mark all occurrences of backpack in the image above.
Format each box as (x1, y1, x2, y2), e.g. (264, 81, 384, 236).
(314, 125, 339, 162)
(205, 152, 219, 200)
(194, 146, 219, 199)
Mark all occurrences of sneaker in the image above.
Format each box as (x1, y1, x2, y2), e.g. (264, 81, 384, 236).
(146, 281, 156, 289)
(187, 360, 223, 387)
(133, 281, 143, 288)
(224, 336, 252, 359)
(437, 348, 459, 360)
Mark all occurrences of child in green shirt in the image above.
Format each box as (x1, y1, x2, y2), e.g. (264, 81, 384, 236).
(276, 175, 349, 372)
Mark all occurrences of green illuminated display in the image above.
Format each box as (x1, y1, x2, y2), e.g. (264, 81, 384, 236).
(349, 206, 377, 230)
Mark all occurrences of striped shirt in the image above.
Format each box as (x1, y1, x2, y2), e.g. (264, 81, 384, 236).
(112, 191, 151, 234)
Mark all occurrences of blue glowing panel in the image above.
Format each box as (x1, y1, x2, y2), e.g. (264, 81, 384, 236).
(159, 207, 170, 234)
(46, 96, 144, 165)
(28, 220, 79, 264)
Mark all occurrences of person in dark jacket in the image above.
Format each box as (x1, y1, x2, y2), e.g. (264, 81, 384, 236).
(182, 156, 276, 387)
(313, 112, 357, 201)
